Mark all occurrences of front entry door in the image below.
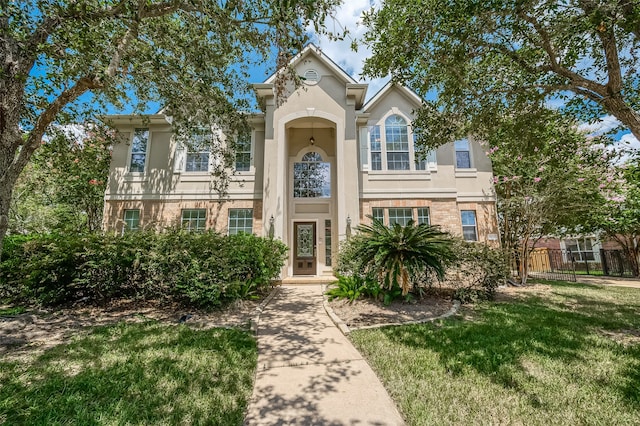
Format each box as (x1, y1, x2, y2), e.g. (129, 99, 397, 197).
(293, 222, 316, 275)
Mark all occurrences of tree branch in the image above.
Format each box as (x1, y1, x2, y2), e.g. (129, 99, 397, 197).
(519, 10, 608, 97)
(8, 76, 102, 179)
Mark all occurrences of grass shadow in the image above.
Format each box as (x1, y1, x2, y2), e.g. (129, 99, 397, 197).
(357, 281, 640, 416)
(0, 321, 257, 425)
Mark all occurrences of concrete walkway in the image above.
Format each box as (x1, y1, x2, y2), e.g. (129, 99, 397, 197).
(244, 285, 405, 426)
(574, 275, 640, 289)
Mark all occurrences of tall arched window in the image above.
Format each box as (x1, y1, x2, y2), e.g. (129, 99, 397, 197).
(293, 151, 331, 198)
(384, 115, 410, 170)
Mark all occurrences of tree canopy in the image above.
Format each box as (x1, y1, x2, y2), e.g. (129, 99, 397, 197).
(361, 0, 640, 145)
(0, 0, 340, 257)
(485, 108, 622, 281)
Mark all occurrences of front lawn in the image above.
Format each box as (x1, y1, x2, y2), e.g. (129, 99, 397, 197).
(0, 322, 257, 425)
(350, 280, 640, 425)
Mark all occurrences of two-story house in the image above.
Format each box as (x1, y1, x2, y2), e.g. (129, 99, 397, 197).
(103, 44, 498, 279)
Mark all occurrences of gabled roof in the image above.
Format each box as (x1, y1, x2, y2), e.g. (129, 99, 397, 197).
(362, 81, 423, 112)
(263, 43, 358, 85)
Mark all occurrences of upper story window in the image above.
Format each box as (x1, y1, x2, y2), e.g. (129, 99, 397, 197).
(370, 126, 382, 170)
(455, 139, 472, 169)
(185, 131, 211, 172)
(293, 151, 331, 198)
(385, 115, 410, 170)
(366, 115, 436, 172)
(414, 132, 437, 171)
(129, 129, 148, 173)
(235, 134, 252, 172)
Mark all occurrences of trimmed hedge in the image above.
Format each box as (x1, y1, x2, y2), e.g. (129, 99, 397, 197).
(0, 230, 287, 307)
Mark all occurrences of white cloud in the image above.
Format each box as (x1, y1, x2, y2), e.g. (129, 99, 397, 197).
(620, 132, 640, 151)
(308, 1, 388, 100)
(578, 115, 622, 135)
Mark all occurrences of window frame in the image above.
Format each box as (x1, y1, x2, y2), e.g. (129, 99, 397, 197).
(181, 209, 207, 232)
(228, 208, 254, 235)
(384, 115, 410, 171)
(388, 208, 413, 226)
(461, 210, 478, 241)
(417, 207, 430, 225)
(123, 209, 140, 231)
(293, 151, 331, 198)
(128, 128, 149, 173)
(455, 139, 472, 169)
(372, 207, 384, 223)
(366, 113, 436, 173)
(234, 132, 253, 172)
(184, 131, 212, 173)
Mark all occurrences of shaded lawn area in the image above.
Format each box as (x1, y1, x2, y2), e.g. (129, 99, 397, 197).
(350, 280, 640, 425)
(0, 322, 256, 425)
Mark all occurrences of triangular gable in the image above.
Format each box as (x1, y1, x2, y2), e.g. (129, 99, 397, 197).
(264, 43, 358, 85)
(362, 81, 423, 113)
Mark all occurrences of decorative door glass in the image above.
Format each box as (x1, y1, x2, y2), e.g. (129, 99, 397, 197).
(297, 224, 314, 257)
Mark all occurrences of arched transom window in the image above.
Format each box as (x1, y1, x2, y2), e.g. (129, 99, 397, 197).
(293, 151, 331, 198)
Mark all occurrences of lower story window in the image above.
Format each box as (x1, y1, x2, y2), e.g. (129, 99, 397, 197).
(417, 207, 430, 225)
(182, 209, 206, 232)
(228, 208, 253, 235)
(123, 209, 140, 231)
(461, 210, 478, 241)
(372, 207, 384, 223)
(388, 208, 413, 226)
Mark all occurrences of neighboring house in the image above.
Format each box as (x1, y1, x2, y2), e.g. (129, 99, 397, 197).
(103, 45, 498, 278)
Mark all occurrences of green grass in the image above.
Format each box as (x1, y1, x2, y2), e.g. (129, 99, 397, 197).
(0, 322, 257, 425)
(0, 306, 25, 316)
(350, 280, 640, 425)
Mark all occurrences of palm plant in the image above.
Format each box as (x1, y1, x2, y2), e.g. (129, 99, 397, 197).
(353, 218, 454, 296)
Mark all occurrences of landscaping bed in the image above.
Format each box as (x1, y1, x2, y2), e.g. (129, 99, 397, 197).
(0, 299, 260, 361)
(328, 295, 453, 329)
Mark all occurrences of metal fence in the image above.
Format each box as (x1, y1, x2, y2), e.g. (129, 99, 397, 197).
(525, 248, 637, 280)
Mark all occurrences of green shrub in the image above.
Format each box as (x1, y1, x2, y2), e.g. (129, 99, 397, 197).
(335, 218, 455, 296)
(445, 240, 509, 303)
(0, 230, 287, 308)
(326, 275, 366, 303)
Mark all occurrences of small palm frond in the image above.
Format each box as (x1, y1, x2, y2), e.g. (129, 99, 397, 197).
(353, 217, 454, 295)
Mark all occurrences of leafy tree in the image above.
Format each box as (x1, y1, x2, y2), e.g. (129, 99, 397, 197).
(0, 0, 340, 258)
(361, 0, 640, 146)
(487, 109, 621, 283)
(9, 127, 112, 234)
(585, 158, 640, 276)
(351, 218, 454, 295)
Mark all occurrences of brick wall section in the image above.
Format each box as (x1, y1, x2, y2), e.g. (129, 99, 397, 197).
(359, 198, 499, 245)
(104, 199, 263, 235)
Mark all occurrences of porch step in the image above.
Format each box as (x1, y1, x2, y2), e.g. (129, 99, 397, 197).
(279, 276, 338, 285)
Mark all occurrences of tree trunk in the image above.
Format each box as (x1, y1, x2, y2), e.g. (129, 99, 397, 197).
(0, 165, 16, 261)
(602, 94, 640, 142)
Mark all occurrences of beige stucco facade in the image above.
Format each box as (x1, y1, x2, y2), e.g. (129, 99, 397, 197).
(103, 45, 499, 278)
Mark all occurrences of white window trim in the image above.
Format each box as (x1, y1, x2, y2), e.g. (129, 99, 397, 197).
(126, 128, 150, 175)
(227, 208, 254, 235)
(460, 210, 478, 242)
(454, 139, 473, 170)
(365, 111, 436, 174)
(234, 130, 255, 175)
